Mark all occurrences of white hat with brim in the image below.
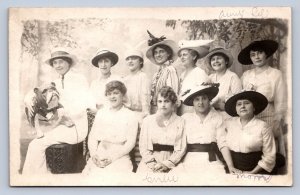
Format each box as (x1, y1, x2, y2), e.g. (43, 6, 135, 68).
(178, 40, 213, 59)
(45, 49, 76, 67)
(91, 49, 119, 67)
(181, 83, 219, 106)
(146, 39, 178, 65)
(205, 47, 234, 68)
(225, 90, 268, 117)
(125, 49, 144, 60)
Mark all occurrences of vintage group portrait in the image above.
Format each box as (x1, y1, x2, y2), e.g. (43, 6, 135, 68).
(9, 7, 292, 186)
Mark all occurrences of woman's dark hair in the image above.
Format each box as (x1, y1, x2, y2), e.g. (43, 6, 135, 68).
(153, 44, 173, 61)
(50, 57, 73, 66)
(210, 52, 230, 68)
(188, 49, 199, 63)
(157, 86, 177, 104)
(105, 80, 127, 96)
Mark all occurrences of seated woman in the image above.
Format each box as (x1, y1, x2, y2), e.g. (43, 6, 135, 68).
(220, 90, 277, 174)
(137, 86, 186, 173)
(82, 81, 139, 176)
(180, 83, 227, 174)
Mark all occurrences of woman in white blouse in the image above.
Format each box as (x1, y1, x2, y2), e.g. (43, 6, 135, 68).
(206, 47, 242, 119)
(177, 40, 211, 115)
(82, 81, 138, 176)
(137, 86, 186, 173)
(221, 90, 277, 174)
(123, 49, 150, 121)
(238, 40, 287, 157)
(179, 83, 227, 174)
(146, 31, 180, 114)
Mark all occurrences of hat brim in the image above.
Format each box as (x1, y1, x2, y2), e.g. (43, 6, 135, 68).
(205, 48, 233, 68)
(183, 86, 219, 106)
(45, 54, 75, 66)
(178, 46, 209, 60)
(92, 52, 119, 67)
(238, 40, 278, 65)
(225, 91, 268, 117)
(146, 40, 178, 65)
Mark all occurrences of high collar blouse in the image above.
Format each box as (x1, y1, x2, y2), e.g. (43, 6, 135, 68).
(150, 65, 179, 105)
(123, 70, 150, 113)
(139, 113, 186, 168)
(221, 117, 276, 172)
(53, 70, 90, 138)
(179, 66, 209, 98)
(241, 66, 287, 121)
(209, 69, 242, 104)
(182, 107, 224, 145)
(89, 74, 122, 109)
(88, 106, 138, 161)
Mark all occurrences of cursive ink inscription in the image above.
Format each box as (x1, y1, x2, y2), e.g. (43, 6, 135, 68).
(142, 173, 178, 184)
(251, 7, 269, 18)
(233, 173, 272, 183)
(219, 9, 245, 19)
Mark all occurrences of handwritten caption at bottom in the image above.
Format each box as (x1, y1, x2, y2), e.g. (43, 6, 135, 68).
(233, 173, 272, 183)
(142, 173, 178, 184)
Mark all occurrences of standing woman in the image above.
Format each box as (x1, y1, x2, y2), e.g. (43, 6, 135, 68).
(89, 49, 122, 111)
(137, 86, 186, 173)
(206, 47, 242, 118)
(220, 90, 277, 174)
(177, 40, 211, 115)
(123, 49, 150, 121)
(82, 81, 138, 176)
(123, 49, 150, 171)
(146, 31, 180, 114)
(180, 84, 227, 174)
(23, 48, 90, 174)
(238, 40, 287, 157)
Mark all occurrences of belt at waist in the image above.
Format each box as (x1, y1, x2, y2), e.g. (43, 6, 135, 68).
(187, 143, 223, 162)
(153, 144, 174, 152)
(230, 150, 262, 171)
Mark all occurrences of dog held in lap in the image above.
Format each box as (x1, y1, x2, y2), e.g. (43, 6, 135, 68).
(25, 82, 74, 138)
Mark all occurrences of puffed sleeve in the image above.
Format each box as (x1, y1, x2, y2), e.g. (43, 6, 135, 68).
(140, 73, 151, 115)
(165, 66, 179, 94)
(162, 118, 187, 169)
(87, 112, 102, 157)
(195, 67, 209, 85)
(229, 73, 242, 95)
(216, 117, 227, 150)
(139, 116, 156, 163)
(257, 124, 276, 172)
(274, 71, 287, 121)
(109, 111, 139, 161)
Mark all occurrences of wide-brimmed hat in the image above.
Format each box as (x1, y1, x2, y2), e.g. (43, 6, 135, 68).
(145, 31, 178, 65)
(45, 48, 76, 66)
(225, 90, 268, 117)
(205, 47, 234, 68)
(125, 49, 144, 60)
(181, 83, 219, 106)
(238, 40, 278, 65)
(178, 40, 213, 60)
(91, 49, 119, 67)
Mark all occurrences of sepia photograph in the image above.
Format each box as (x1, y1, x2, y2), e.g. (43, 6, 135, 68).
(9, 7, 292, 186)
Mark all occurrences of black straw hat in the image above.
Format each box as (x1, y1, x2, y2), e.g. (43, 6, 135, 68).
(225, 90, 268, 117)
(238, 40, 278, 65)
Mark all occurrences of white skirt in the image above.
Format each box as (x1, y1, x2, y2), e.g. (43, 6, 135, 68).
(178, 152, 226, 174)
